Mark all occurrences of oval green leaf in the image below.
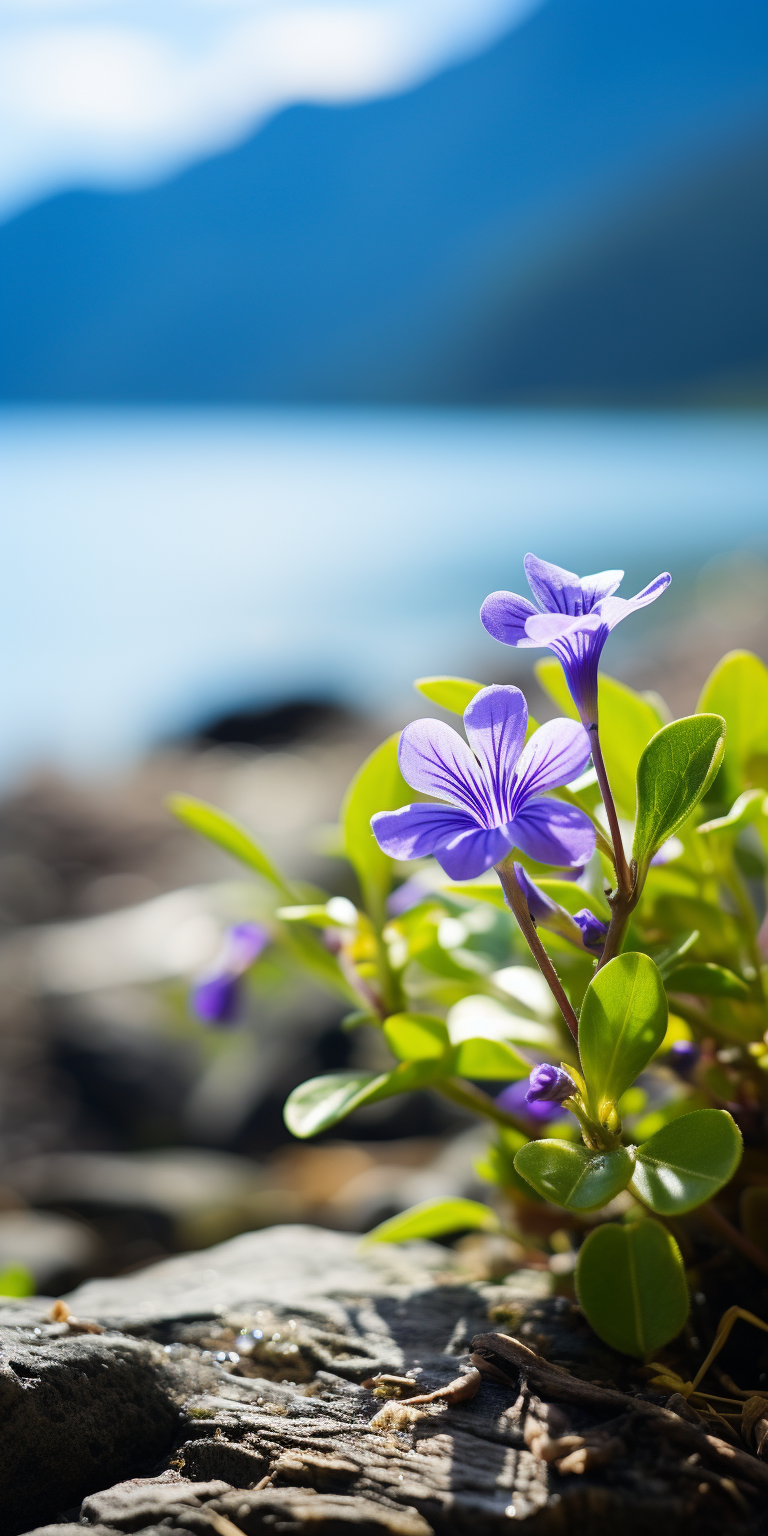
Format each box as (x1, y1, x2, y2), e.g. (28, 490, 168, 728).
(168, 794, 294, 897)
(413, 676, 483, 715)
(383, 1013, 450, 1061)
(341, 733, 409, 921)
(284, 1059, 443, 1139)
(633, 714, 726, 873)
(665, 962, 750, 1000)
(513, 1140, 634, 1211)
(578, 953, 668, 1118)
(576, 1218, 689, 1358)
(631, 1108, 742, 1215)
(697, 650, 768, 797)
(452, 1036, 529, 1080)
(363, 1197, 500, 1245)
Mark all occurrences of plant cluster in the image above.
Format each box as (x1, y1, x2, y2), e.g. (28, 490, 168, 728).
(172, 554, 768, 1364)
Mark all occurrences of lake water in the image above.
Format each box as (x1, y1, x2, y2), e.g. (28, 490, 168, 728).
(2, 408, 767, 784)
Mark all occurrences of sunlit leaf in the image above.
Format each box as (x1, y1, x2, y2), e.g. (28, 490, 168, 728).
(383, 1013, 450, 1061)
(284, 1059, 443, 1139)
(169, 794, 294, 896)
(633, 715, 726, 873)
(576, 1218, 689, 1357)
(578, 953, 667, 1118)
(631, 1108, 742, 1214)
(513, 1140, 634, 1211)
(413, 676, 484, 714)
(362, 1197, 500, 1244)
(697, 650, 768, 797)
(342, 733, 408, 922)
(536, 662, 666, 817)
(452, 1036, 529, 1080)
(665, 962, 750, 1000)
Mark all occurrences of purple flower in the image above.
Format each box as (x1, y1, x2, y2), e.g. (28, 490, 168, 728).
(480, 554, 670, 726)
(192, 921, 269, 1026)
(668, 1040, 700, 1081)
(573, 908, 609, 954)
(371, 686, 595, 882)
(526, 1063, 578, 1105)
(514, 864, 607, 955)
(496, 1078, 568, 1125)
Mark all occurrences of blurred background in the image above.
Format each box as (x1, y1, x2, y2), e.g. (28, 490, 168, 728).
(0, 0, 767, 1295)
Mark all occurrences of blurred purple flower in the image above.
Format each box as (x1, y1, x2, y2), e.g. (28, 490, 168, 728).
(496, 1078, 568, 1125)
(526, 1063, 578, 1105)
(371, 685, 594, 882)
(514, 864, 607, 956)
(480, 554, 670, 726)
(192, 921, 269, 1026)
(667, 1040, 700, 1081)
(387, 875, 432, 917)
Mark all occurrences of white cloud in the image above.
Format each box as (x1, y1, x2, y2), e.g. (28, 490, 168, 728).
(0, 0, 543, 219)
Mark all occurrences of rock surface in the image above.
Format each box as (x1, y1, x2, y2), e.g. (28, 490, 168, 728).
(2, 1225, 765, 1536)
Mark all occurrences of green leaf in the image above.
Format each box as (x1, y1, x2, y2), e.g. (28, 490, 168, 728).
(575, 1218, 689, 1358)
(633, 715, 726, 872)
(341, 733, 409, 921)
(536, 663, 665, 818)
(284, 1060, 443, 1139)
(168, 794, 294, 896)
(698, 789, 766, 837)
(413, 676, 484, 714)
(697, 650, 768, 797)
(513, 1141, 634, 1211)
(578, 953, 668, 1120)
(362, 1197, 500, 1244)
(452, 1036, 530, 1080)
(442, 882, 508, 909)
(631, 1108, 742, 1214)
(665, 962, 750, 1000)
(0, 1264, 35, 1298)
(383, 1013, 450, 1061)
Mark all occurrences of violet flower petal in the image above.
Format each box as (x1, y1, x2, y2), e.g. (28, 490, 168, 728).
(479, 590, 541, 647)
(512, 716, 592, 804)
(573, 908, 609, 953)
(512, 862, 560, 924)
(598, 572, 672, 631)
(227, 921, 269, 969)
(526, 1062, 577, 1104)
(496, 1079, 567, 1124)
(372, 804, 510, 877)
(509, 798, 595, 867)
(192, 973, 241, 1025)
(398, 717, 492, 822)
(462, 684, 527, 823)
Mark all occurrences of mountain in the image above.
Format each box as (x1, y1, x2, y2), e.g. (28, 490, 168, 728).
(1, 0, 767, 403)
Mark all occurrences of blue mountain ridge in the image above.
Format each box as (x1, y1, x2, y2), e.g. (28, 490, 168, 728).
(1, 0, 767, 402)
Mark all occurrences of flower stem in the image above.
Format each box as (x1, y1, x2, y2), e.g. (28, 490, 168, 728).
(495, 858, 580, 1042)
(589, 725, 632, 896)
(438, 1076, 531, 1135)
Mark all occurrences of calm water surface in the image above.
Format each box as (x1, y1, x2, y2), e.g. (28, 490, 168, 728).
(2, 408, 767, 782)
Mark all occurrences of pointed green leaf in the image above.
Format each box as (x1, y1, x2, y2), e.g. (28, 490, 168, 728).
(665, 962, 750, 1000)
(363, 1197, 500, 1244)
(383, 1013, 450, 1061)
(168, 794, 294, 896)
(452, 1036, 530, 1080)
(633, 714, 726, 872)
(697, 650, 768, 797)
(513, 1140, 634, 1211)
(631, 1108, 742, 1214)
(284, 1059, 443, 1139)
(698, 788, 766, 837)
(341, 733, 409, 921)
(576, 1218, 689, 1357)
(413, 676, 484, 714)
(578, 953, 667, 1119)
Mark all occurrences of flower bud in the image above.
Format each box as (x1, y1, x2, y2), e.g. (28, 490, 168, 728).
(526, 1063, 577, 1106)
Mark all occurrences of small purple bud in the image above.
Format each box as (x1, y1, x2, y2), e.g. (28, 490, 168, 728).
(526, 1063, 577, 1105)
(668, 1040, 700, 1081)
(496, 1079, 564, 1124)
(191, 921, 269, 1027)
(573, 908, 609, 954)
(513, 863, 559, 925)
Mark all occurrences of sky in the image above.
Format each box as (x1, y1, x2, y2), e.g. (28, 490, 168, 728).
(0, 0, 542, 219)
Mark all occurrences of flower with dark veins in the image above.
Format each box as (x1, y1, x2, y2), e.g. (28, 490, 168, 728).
(192, 921, 269, 1025)
(526, 1062, 578, 1106)
(370, 685, 595, 881)
(480, 554, 670, 726)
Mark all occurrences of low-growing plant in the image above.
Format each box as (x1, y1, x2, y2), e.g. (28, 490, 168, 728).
(171, 553, 768, 1365)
